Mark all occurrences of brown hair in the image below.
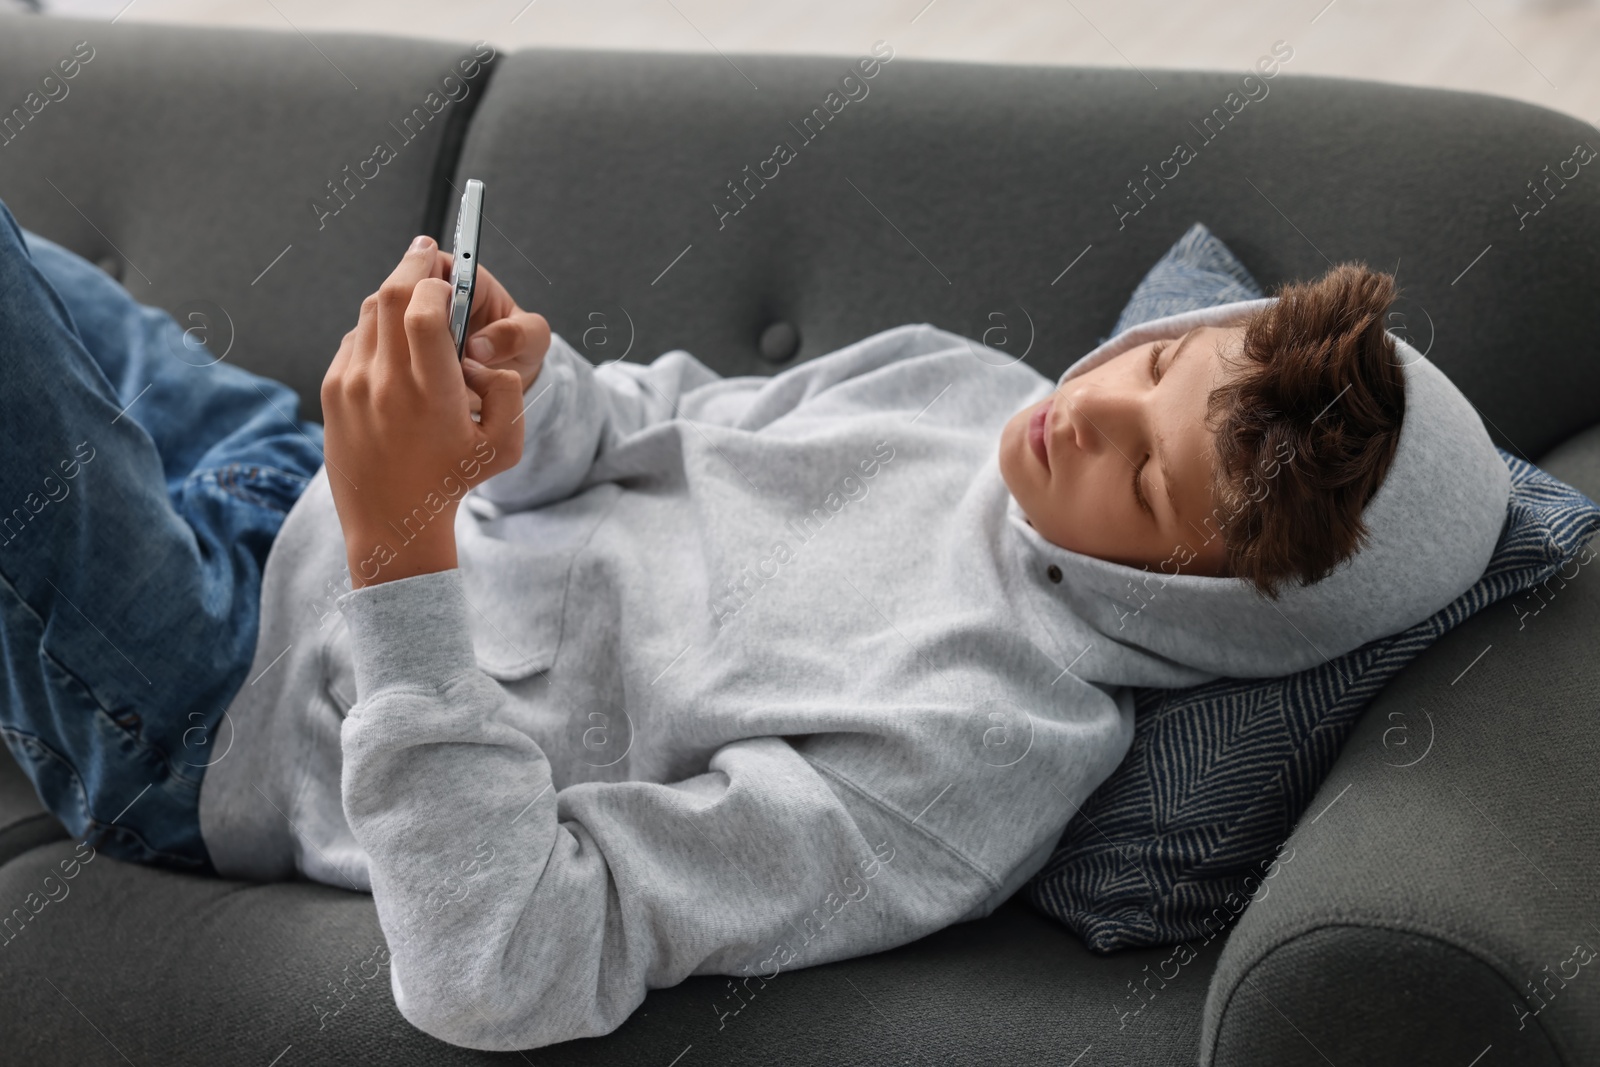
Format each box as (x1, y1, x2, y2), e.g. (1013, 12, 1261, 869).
(1206, 262, 1406, 597)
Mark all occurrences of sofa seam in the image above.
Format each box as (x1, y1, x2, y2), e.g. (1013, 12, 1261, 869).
(0, 824, 82, 889)
(0, 811, 71, 852)
(422, 45, 501, 240)
(1202, 917, 1567, 1066)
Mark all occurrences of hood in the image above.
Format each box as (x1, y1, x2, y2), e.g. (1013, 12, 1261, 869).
(1006, 297, 1511, 680)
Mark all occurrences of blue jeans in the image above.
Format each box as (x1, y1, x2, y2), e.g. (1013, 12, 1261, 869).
(0, 199, 323, 873)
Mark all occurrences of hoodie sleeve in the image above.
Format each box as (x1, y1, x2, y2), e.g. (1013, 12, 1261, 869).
(473, 323, 974, 512)
(469, 331, 721, 512)
(335, 567, 1089, 1053)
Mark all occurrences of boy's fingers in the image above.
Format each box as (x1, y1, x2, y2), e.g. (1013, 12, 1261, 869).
(466, 311, 550, 364)
(376, 235, 438, 371)
(428, 252, 515, 337)
(323, 331, 357, 404)
(467, 263, 514, 325)
(461, 358, 525, 469)
(346, 289, 382, 369)
(463, 317, 518, 364)
(403, 277, 462, 391)
(430, 248, 454, 280)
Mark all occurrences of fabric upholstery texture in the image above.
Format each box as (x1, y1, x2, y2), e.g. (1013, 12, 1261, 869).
(1211, 926, 1564, 1067)
(0, 835, 1218, 1066)
(0, 750, 61, 866)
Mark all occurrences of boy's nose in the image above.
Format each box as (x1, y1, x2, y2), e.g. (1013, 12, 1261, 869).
(1061, 385, 1136, 454)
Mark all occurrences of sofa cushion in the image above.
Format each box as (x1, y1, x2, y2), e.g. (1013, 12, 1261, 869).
(1025, 224, 1600, 951)
(0, 837, 1216, 1066)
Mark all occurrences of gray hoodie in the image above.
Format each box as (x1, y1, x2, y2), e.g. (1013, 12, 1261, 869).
(199, 300, 1508, 1051)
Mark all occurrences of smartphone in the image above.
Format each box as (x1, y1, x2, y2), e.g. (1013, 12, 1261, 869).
(448, 178, 485, 360)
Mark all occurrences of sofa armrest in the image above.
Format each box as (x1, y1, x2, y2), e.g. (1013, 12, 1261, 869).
(1199, 427, 1600, 1067)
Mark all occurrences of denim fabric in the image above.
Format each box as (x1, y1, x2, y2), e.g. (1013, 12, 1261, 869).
(0, 199, 323, 872)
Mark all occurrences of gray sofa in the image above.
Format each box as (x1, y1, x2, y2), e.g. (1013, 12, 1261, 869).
(2, 13, 1598, 1065)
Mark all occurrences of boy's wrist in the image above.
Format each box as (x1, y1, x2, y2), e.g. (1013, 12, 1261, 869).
(344, 516, 459, 588)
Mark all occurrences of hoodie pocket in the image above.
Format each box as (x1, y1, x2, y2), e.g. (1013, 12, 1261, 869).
(317, 583, 559, 718)
(451, 486, 623, 681)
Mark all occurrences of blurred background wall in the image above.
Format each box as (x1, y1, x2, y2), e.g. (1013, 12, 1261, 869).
(8, 0, 1600, 126)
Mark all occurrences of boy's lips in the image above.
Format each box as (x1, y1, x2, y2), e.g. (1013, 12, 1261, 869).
(1029, 398, 1052, 471)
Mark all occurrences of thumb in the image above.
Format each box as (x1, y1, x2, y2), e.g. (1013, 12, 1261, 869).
(466, 311, 550, 365)
(461, 357, 525, 472)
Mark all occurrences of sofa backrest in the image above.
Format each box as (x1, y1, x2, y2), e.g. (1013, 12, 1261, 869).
(4, 17, 1598, 458)
(453, 46, 1600, 459)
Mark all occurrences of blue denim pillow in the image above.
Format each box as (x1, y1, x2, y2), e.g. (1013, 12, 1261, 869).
(1024, 224, 1600, 952)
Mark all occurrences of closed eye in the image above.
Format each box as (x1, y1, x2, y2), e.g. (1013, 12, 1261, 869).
(1132, 340, 1168, 516)
(1148, 340, 1168, 384)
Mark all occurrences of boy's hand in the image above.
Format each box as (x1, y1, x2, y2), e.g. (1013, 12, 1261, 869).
(322, 235, 527, 588)
(433, 249, 551, 393)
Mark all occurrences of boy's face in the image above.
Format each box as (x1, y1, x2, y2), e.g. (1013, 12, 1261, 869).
(999, 325, 1246, 576)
